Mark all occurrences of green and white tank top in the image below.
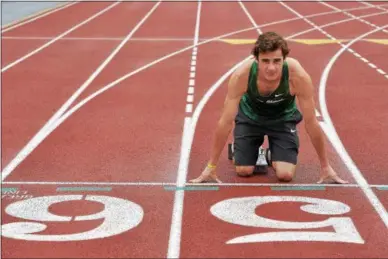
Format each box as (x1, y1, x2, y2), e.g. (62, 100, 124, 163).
(239, 60, 301, 124)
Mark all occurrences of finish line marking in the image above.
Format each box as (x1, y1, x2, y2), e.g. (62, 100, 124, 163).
(3, 182, 388, 190)
(2, 181, 365, 187)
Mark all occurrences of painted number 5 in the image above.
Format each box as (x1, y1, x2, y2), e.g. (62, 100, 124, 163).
(210, 196, 364, 244)
(1, 195, 143, 241)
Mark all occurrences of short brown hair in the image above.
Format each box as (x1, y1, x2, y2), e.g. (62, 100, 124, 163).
(251, 31, 290, 59)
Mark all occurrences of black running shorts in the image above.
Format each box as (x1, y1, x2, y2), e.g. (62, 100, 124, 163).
(233, 107, 302, 166)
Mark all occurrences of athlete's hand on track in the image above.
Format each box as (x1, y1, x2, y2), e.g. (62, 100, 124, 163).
(317, 165, 349, 184)
(189, 166, 222, 183)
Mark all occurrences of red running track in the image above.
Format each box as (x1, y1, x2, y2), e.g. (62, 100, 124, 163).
(1, 2, 388, 258)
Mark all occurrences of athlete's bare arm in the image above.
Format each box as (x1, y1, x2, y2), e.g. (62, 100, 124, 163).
(208, 67, 248, 165)
(189, 59, 253, 183)
(287, 58, 328, 166)
(288, 58, 348, 184)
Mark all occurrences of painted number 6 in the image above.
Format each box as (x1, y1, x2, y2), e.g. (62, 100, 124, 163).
(1, 195, 143, 241)
(210, 196, 364, 244)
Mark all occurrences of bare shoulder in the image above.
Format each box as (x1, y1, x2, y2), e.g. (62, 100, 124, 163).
(232, 57, 255, 79)
(286, 57, 313, 96)
(285, 57, 309, 78)
(228, 57, 255, 95)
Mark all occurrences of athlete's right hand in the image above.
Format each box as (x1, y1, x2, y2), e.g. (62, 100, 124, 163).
(188, 166, 222, 183)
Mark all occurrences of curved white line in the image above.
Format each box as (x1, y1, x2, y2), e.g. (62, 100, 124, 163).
(178, 57, 251, 186)
(49, 11, 388, 132)
(64, 10, 388, 138)
(319, 24, 388, 227)
(167, 2, 202, 257)
(1, 5, 386, 181)
(185, 11, 388, 186)
(170, 9, 388, 258)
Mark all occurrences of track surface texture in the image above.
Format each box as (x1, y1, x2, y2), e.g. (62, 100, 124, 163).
(1, 1, 388, 258)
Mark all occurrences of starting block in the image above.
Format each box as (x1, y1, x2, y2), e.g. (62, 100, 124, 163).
(228, 143, 271, 173)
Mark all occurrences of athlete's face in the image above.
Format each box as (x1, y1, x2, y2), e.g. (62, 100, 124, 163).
(257, 49, 284, 81)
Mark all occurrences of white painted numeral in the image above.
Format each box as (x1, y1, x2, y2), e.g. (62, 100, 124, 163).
(1, 195, 143, 241)
(210, 196, 364, 244)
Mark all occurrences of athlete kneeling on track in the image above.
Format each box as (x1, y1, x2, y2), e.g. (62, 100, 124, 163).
(189, 31, 348, 184)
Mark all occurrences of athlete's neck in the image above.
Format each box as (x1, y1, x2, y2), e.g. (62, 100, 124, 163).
(257, 72, 282, 96)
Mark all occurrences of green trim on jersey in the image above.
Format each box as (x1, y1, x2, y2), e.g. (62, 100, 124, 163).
(239, 60, 300, 124)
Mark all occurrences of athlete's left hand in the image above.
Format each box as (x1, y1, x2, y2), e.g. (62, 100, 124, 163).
(317, 165, 349, 184)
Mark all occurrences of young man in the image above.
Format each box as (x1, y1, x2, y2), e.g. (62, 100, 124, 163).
(189, 31, 348, 184)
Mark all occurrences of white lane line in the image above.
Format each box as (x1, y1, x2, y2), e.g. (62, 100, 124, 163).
(185, 104, 193, 113)
(283, 4, 388, 112)
(2, 181, 176, 186)
(2, 2, 386, 41)
(4, 180, 388, 190)
(0, 1, 162, 181)
(3, 4, 386, 181)
(1, 36, 196, 41)
(281, 0, 388, 228)
(1, 2, 78, 33)
(353, 0, 388, 34)
(242, 0, 320, 119)
(282, 10, 387, 39)
(361, 57, 369, 63)
(8, 35, 388, 44)
(319, 2, 388, 77)
(238, 0, 263, 34)
(2, 181, 364, 187)
(368, 63, 377, 69)
(1, 1, 121, 72)
(169, 14, 388, 256)
(319, 25, 388, 228)
(167, 1, 202, 258)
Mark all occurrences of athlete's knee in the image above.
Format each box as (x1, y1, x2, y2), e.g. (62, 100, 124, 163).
(276, 170, 294, 182)
(273, 161, 296, 182)
(235, 166, 255, 177)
